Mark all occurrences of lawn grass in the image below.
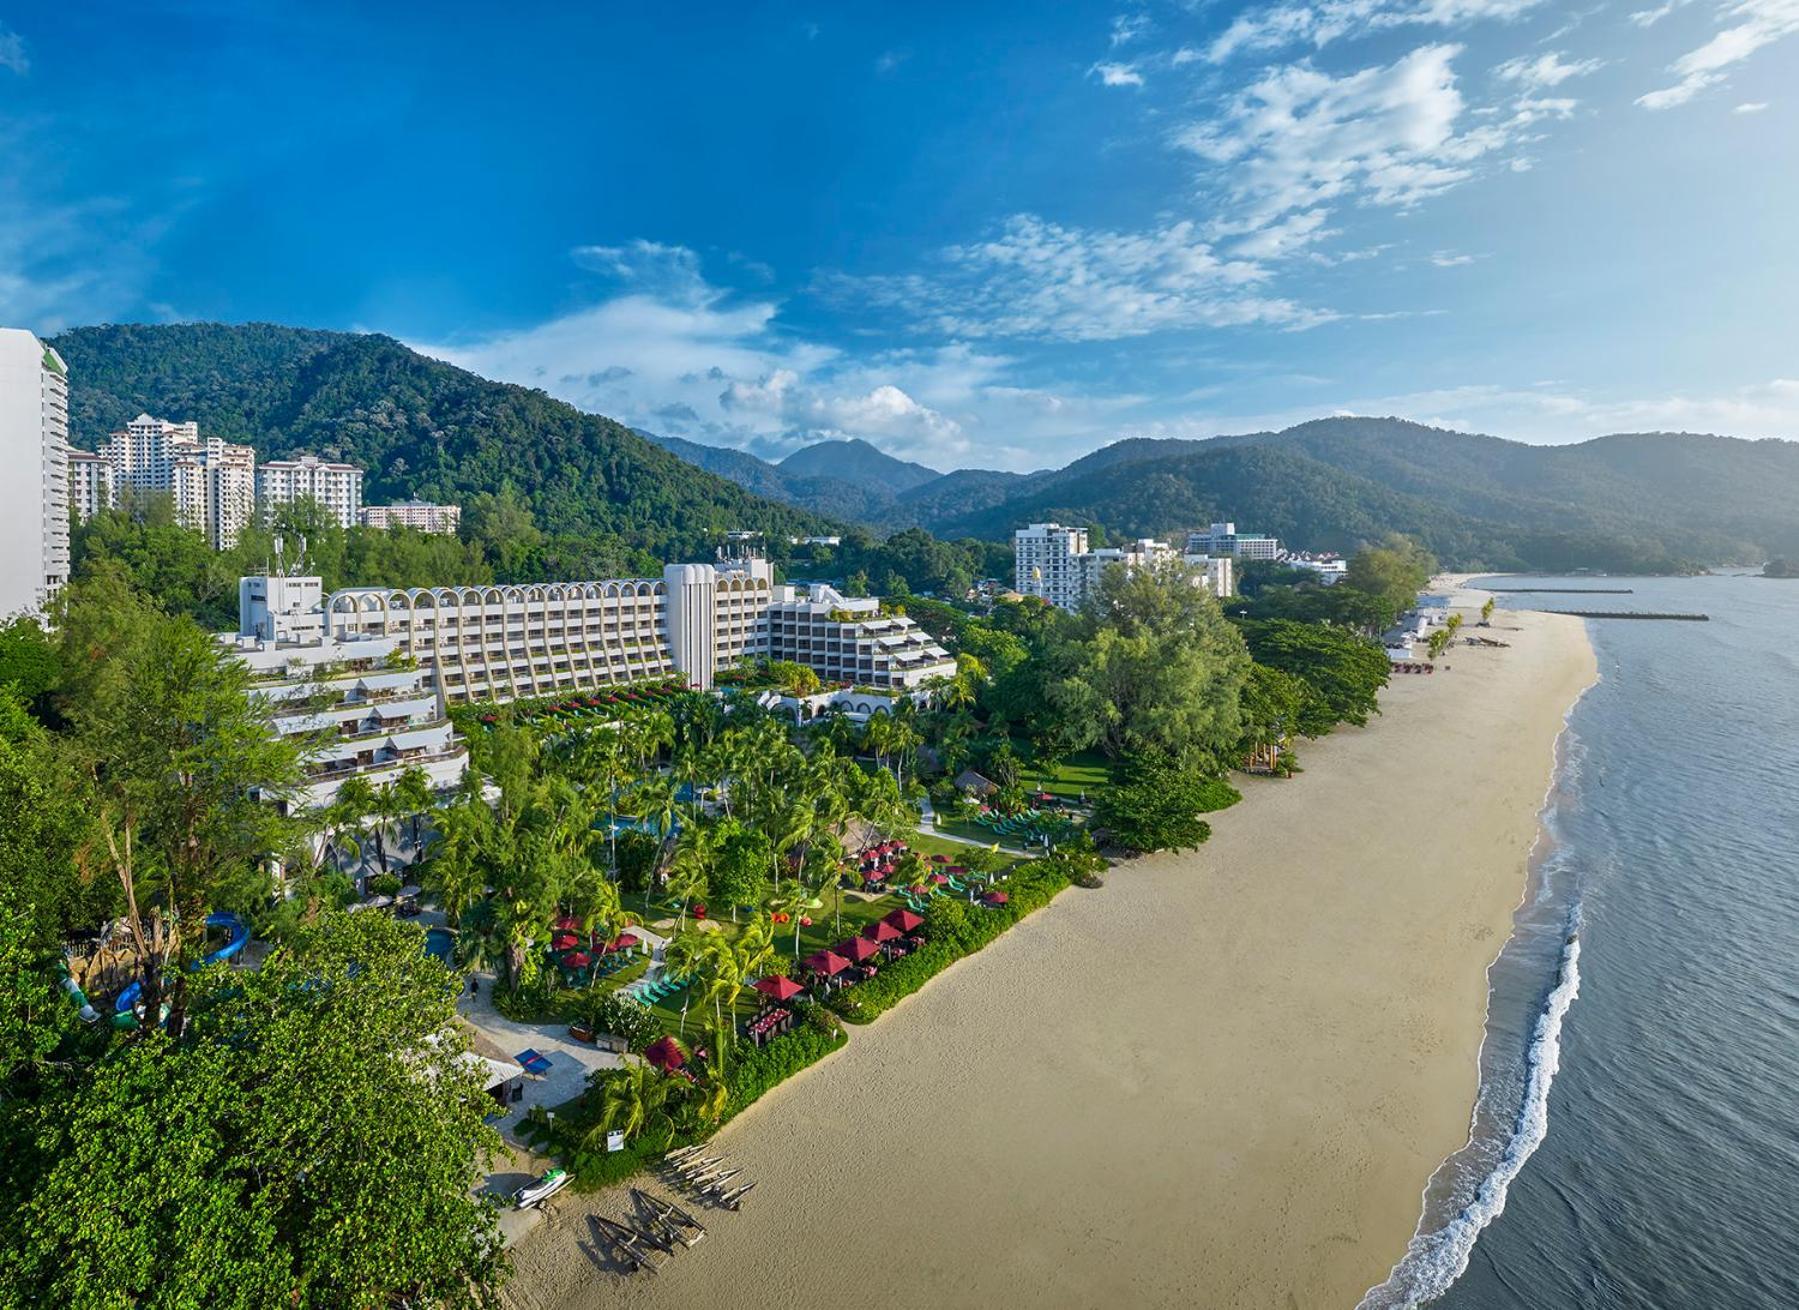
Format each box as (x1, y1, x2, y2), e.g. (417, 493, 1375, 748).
(1014, 745, 1110, 800)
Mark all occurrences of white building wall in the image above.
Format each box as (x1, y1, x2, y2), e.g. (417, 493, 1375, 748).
(0, 329, 69, 618)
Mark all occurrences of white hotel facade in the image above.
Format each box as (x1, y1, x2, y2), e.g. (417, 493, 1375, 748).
(231, 555, 955, 805)
(258, 454, 364, 528)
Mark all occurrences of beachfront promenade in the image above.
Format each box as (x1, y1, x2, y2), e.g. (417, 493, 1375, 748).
(504, 584, 1598, 1310)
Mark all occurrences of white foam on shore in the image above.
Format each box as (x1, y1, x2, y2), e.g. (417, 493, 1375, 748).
(1357, 922, 1582, 1308)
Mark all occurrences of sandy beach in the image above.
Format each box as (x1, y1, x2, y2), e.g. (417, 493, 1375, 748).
(506, 584, 1597, 1310)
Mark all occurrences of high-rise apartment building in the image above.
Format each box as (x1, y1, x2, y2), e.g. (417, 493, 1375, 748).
(1013, 522, 1091, 609)
(97, 413, 258, 548)
(257, 454, 363, 528)
(0, 329, 71, 617)
(1014, 521, 1234, 612)
(67, 449, 116, 522)
(358, 500, 461, 534)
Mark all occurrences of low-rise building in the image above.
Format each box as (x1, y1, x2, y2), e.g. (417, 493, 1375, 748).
(358, 500, 462, 534)
(1185, 521, 1281, 561)
(764, 585, 956, 690)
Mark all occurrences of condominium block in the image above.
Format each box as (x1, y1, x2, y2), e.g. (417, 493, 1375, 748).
(258, 453, 364, 528)
(68, 449, 115, 522)
(99, 413, 258, 548)
(1013, 522, 1091, 609)
(0, 329, 70, 617)
(358, 500, 461, 534)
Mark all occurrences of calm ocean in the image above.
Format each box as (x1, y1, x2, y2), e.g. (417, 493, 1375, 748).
(1360, 572, 1799, 1309)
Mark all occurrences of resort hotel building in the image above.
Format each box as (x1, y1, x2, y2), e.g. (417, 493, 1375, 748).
(225, 554, 955, 805)
(1014, 521, 1234, 612)
(1185, 521, 1281, 561)
(227, 575, 468, 812)
(0, 328, 70, 618)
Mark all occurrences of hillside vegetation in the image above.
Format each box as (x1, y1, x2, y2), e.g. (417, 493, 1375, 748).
(50, 323, 831, 562)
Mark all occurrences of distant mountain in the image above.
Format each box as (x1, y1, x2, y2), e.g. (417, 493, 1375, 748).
(778, 437, 941, 494)
(931, 417, 1799, 570)
(50, 323, 832, 559)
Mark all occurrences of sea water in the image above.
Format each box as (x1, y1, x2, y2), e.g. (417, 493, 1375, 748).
(1361, 572, 1799, 1309)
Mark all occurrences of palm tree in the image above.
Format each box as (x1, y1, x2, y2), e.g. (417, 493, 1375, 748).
(585, 1061, 679, 1151)
(682, 1022, 732, 1128)
(665, 928, 716, 1036)
(665, 826, 713, 931)
(328, 775, 378, 882)
(630, 774, 681, 869)
(391, 765, 436, 855)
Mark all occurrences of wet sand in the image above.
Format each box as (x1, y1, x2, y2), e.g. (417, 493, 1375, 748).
(506, 588, 1597, 1310)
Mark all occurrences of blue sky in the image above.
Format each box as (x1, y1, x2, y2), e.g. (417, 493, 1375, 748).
(3, 1, 1797, 471)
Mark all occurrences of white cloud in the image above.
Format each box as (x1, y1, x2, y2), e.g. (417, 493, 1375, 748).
(1111, 12, 1151, 45)
(1494, 50, 1605, 87)
(413, 244, 1157, 469)
(1630, 0, 1692, 26)
(838, 214, 1331, 342)
(875, 49, 907, 75)
(0, 25, 26, 75)
(1090, 61, 1145, 87)
(1205, 0, 1547, 64)
(1733, 99, 1771, 110)
(1637, 0, 1799, 110)
(1178, 43, 1562, 236)
(1430, 250, 1477, 265)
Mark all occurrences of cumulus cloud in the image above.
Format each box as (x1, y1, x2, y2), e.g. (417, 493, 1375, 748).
(1637, 0, 1799, 110)
(1090, 61, 1145, 86)
(1494, 50, 1605, 87)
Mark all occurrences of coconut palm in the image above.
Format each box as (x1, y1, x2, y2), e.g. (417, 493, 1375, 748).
(665, 827, 713, 931)
(391, 764, 436, 855)
(585, 1061, 680, 1151)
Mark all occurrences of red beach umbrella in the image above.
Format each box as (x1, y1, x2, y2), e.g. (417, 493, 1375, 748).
(883, 908, 924, 934)
(611, 932, 640, 951)
(802, 949, 851, 977)
(983, 891, 1010, 906)
(751, 975, 806, 1002)
(644, 1036, 685, 1071)
(551, 932, 578, 950)
(563, 951, 593, 968)
(838, 937, 880, 963)
(554, 915, 582, 932)
(865, 919, 902, 943)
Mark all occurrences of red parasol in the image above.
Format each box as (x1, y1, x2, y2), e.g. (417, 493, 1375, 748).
(563, 951, 593, 968)
(751, 975, 806, 1002)
(644, 1035, 686, 1071)
(984, 891, 1010, 906)
(802, 949, 851, 977)
(837, 936, 880, 963)
(865, 919, 902, 943)
(883, 908, 924, 934)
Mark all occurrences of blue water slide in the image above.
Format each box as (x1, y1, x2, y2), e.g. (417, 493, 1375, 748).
(113, 912, 249, 1017)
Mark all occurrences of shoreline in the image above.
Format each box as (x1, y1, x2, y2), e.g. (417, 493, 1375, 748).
(507, 585, 1598, 1310)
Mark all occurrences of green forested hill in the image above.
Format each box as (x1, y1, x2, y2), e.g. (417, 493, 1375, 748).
(50, 323, 832, 560)
(930, 417, 1799, 569)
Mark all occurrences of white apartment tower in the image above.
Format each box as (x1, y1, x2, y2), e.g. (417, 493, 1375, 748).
(99, 414, 258, 548)
(258, 454, 364, 528)
(1013, 522, 1091, 609)
(67, 449, 116, 521)
(0, 329, 71, 617)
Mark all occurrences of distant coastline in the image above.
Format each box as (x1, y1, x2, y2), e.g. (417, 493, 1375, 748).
(508, 584, 1600, 1310)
